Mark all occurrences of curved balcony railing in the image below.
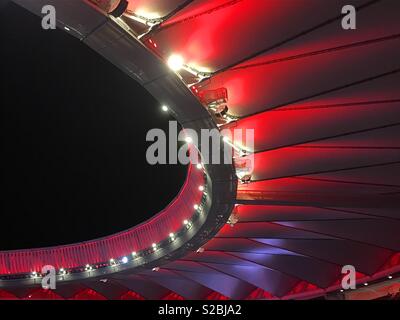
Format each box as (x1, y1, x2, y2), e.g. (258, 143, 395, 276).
(0, 164, 204, 275)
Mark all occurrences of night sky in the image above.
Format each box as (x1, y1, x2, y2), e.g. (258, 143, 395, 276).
(0, 2, 187, 250)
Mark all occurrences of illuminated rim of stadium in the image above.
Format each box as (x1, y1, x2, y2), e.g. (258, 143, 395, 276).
(0, 0, 237, 285)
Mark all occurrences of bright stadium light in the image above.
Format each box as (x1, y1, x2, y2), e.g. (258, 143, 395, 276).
(121, 256, 128, 264)
(167, 54, 184, 71)
(161, 105, 169, 112)
(199, 185, 205, 191)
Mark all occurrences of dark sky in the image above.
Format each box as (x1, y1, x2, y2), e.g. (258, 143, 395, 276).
(0, 2, 186, 250)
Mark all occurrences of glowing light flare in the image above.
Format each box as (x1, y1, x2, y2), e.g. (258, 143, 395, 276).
(167, 54, 185, 71)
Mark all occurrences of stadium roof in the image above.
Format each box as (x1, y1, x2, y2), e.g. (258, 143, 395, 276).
(1, 0, 399, 300)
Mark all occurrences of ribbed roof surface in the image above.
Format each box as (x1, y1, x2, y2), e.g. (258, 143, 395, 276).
(1, 0, 399, 299)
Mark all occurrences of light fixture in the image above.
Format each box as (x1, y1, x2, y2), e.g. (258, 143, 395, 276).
(148, 39, 158, 48)
(340, 289, 344, 293)
(161, 105, 169, 112)
(132, 251, 137, 257)
(364, 282, 368, 286)
(223, 136, 230, 143)
(196, 163, 203, 170)
(167, 54, 184, 71)
(388, 275, 393, 279)
(59, 268, 66, 275)
(121, 256, 128, 264)
(31, 271, 37, 277)
(183, 219, 189, 225)
(169, 232, 174, 238)
(199, 185, 205, 191)
(152, 243, 157, 249)
(194, 204, 199, 210)
(110, 258, 116, 265)
(64, 26, 71, 32)
(85, 264, 92, 271)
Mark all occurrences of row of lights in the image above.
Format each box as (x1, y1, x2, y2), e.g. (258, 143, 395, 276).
(339, 275, 394, 292)
(29, 182, 207, 280)
(161, 104, 207, 171)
